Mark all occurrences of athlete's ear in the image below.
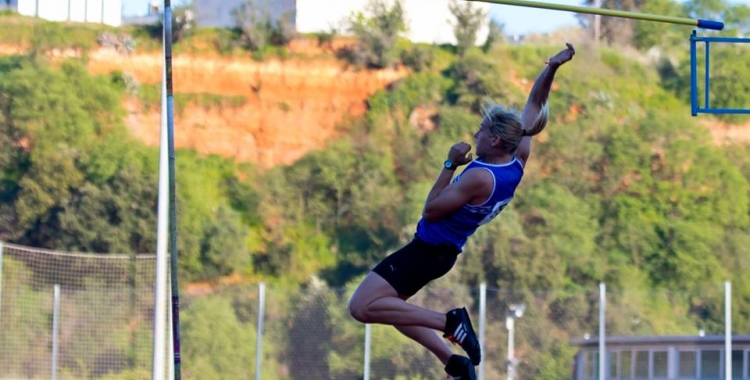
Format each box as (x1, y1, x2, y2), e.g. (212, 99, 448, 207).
(491, 135, 501, 147)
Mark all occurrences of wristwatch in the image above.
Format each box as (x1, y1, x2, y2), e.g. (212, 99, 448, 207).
(443, 160, 457, 170)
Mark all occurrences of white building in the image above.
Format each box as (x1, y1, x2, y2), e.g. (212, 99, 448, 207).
(193, 0, 490, 45)
(8, 0, 122, 26)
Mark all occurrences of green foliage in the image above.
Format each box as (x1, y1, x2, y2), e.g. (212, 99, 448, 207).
(161, 5, 196, 43)
(579, 0, 640, 45)
(448, 0, 488, 57)
(174, 152, 249, 281)
(0, 57, 153, 250)
(344, 0, 408, 69)
(632, 0, 686, 51)
(447, 49, 525, 112)
(400, 43, 435, 73)
(595, 112, 748, 291)
(482, 19, 506, 53)
(181, 296, 258, 379)
(0, 19, 106, 56)
(233, 0, 296, 52)
(695, 45, 750, 123)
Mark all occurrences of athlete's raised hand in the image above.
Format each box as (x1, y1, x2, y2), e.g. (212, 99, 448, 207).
(546, 42, 575, 68)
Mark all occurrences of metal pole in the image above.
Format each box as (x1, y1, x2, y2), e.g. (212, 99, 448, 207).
(705, 42, 711, 110)
(599, 283, 606, 380)
(363, 324, 371, 380)
(466, 0, 724, 29)
(507, 316, 515, 380)
(255, 283, 266, 380)
(52, 284, 61, 380)
(168, 272, 174, 380)
(151, 8, 172, 377)
(593, 0, 601, 44)
(690, 31, 698, 116)
(725, 281, 731, 380)
(164, 0, 183, 375)
(478, 283, 487, 380)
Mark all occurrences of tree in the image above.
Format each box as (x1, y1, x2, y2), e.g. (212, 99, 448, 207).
(632, 0, 685, 51)
(448, 0, 488, 57)
(578, 0, 645, 45)
(0, 58, 157, 251)
(482, 19, 506, 53)
(345, 0, 408, 69)
(156, 5, 195, 43)
(180, 297, 257, 379)
(233, 0, 296, 52)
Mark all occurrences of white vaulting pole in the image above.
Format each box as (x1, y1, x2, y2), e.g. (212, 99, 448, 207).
(151, 20, 171, 380)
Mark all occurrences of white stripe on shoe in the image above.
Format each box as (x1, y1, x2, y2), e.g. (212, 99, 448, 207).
(453, 325, 467, 343)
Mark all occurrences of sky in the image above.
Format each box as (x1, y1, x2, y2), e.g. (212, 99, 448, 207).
(120, 0, 749, 36)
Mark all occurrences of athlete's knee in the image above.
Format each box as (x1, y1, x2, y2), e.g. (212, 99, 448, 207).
(348, 294, 370, 323)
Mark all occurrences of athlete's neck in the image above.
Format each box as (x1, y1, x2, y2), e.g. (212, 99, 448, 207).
(477, 153, 515, 165)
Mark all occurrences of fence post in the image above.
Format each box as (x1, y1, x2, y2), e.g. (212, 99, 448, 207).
(168, 274, 174, 380)
(478, 283, 487, 380)
(725, 281, 732, 380)
(52, 284, 61, 380)
(363, 324, 371, 380)
(599, 283, 606, 380)
(255, 282, 265, 380)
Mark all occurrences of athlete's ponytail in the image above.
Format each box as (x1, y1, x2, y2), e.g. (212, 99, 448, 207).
(482, 100, 549, 155)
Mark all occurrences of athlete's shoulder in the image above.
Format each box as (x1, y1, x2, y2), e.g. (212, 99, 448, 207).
(457, 164, 494, 183)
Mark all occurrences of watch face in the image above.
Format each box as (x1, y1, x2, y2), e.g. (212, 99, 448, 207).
(444, 160, 454, 169)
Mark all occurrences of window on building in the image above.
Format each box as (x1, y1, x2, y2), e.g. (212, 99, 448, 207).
(582, 350, 599, 380)
(731, 350, 743, 380)
(653, 351, 668, 379)
(622, 350, 633, 379)
(610, 351, 620, 379)
(679, 350, 698, 379)
(701, 350, 721, 380)
(635, 350, 650, 379)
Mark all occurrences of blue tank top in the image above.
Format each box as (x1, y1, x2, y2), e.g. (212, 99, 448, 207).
(416, 158, 524, 250)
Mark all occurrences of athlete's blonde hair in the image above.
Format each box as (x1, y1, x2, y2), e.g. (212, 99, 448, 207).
(480, 101, 549, 155)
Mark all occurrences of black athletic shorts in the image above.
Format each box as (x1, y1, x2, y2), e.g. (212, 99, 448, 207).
(372, 235, 461, 298)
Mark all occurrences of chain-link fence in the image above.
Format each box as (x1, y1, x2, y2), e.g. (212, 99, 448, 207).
(0, 241, 742, 380)
(0, 242, 157, 380)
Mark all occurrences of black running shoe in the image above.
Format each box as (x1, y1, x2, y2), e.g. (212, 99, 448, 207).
(443, 307, 481, 365)
(444, 354, 477, 380)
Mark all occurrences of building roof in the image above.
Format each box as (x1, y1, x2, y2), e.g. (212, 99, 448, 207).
(572, 335, 750, 349)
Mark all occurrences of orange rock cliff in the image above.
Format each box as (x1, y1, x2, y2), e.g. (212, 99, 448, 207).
(85, 43, 408, 168)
